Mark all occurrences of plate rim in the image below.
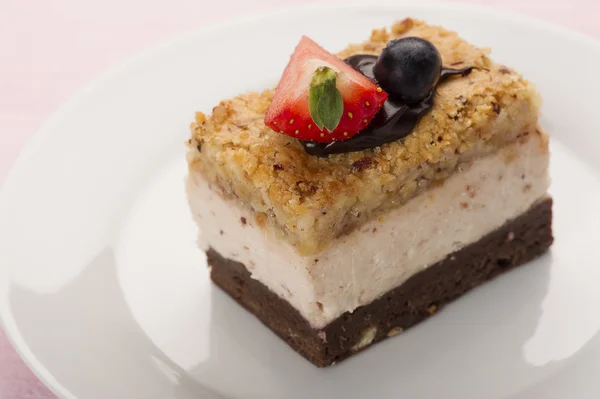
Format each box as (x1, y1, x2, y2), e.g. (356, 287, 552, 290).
(2, 1, 600, 398)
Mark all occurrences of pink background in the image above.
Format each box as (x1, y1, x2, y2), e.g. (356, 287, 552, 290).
(0, 0, 597, 397)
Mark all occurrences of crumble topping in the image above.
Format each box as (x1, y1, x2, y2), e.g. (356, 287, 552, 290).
(187, 18, 544, 255)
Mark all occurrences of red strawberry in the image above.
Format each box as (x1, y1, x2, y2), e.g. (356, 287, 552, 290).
(265, 36, 387, 143)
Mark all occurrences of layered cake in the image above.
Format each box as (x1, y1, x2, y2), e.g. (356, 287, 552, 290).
(186, 18, 553, 367)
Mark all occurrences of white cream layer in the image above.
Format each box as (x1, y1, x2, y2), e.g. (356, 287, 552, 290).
(187, 134, 549, 329)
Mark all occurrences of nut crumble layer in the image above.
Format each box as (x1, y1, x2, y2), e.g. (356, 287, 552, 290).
(187, 18, 545, 256)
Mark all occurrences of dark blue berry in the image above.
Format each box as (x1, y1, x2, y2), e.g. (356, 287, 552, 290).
(373, 37, 442, 104)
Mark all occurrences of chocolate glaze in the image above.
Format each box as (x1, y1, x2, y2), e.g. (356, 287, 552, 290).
(302, 54, 473, 157)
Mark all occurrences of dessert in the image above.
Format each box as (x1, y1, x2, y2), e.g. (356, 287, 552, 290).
(186, 18, 553, 367)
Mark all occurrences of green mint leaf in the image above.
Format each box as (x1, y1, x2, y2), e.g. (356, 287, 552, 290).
(308, 66, 343, 132)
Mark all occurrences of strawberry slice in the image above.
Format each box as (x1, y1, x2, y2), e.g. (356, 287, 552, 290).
(265, 36, 388, 143)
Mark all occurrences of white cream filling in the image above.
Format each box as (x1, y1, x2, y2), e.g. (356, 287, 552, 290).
(187, 135, 549, 329)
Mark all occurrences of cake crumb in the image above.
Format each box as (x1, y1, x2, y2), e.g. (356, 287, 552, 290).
(317, 331, 327, 343)
(505, 232, 515, 243)
(391, 17, 414, 34)
(219, 230, 224, 236)
(240, 217, 247, 225)
(255, 213, 266, 228)
(387, 327, 404, 337)
(492, 102, 500, 114)
(465, 186, 476, 198)
(352, 326, 377, 351)
(195, 111, 207, 125)
(352, 157, 374, 171)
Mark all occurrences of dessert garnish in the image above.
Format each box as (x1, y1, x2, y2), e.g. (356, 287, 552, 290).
(373, 37, 442, 103)
(265, 36, 473, 156)
(264, 37, 388, 143)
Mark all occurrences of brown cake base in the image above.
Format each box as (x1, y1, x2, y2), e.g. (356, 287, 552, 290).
(207, 198, 553, 368)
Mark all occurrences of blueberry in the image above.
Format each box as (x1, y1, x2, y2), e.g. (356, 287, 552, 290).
(373, 37, 442, 104)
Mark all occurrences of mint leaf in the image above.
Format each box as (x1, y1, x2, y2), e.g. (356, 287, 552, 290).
(309, 66, 343, 132)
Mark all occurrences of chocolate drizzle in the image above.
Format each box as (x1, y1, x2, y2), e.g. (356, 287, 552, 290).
(302, 54, 473, 157)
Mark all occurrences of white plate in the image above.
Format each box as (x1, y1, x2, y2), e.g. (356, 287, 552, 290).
(2, 2, 600, 398)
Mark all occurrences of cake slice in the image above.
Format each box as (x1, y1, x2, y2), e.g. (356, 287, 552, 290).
(186, 18, 553, 367)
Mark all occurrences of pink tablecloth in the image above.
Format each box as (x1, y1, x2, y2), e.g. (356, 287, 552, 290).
(0, 0, 598, 397)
